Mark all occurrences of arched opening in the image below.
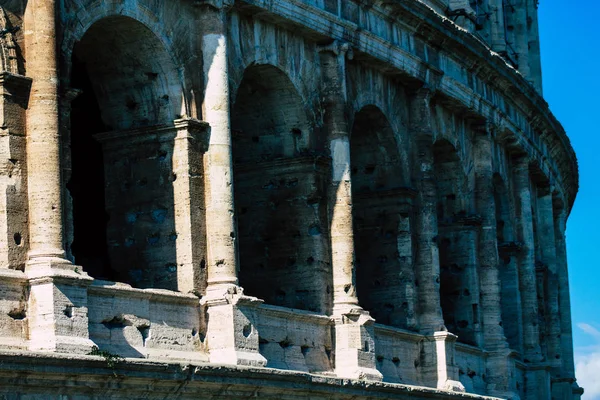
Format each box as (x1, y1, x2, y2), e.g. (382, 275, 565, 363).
(350, 106, 416, 329)
(494, 173, 523, 353)
(68, 16, 186, 289)
(232, 65, 330, 313)
(434, 139, 481, 346)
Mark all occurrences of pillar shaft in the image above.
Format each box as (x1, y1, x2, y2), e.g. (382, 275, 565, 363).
(512, 0, 531, 78)
(489, 0, 507, 52)
(24, 0, 68, 264)
(474, 128, 507, 349)
(537, 191, 562, 369)
(474, 126, 517, 398)
(555, 209, 582, 398)
(512, 158, 542, 363)
(200, 6, 238, 290)
(319, 43, 359, 313)
(526, 0, 543, 93)
(409, 90, 445, 334)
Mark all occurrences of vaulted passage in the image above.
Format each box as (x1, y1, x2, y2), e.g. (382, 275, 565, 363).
(350, 106, 416, 329)
(232, 65, 331, 313)
(69, 16, 185, 289)
(434, 139, 481, 346)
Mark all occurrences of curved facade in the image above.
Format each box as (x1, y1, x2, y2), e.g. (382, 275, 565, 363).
(0, 0, 581, 399)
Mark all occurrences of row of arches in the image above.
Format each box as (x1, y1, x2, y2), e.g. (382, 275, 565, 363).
(63, 15, 558, 350)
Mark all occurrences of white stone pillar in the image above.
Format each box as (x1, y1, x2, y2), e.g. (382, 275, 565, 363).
(318, 41, 360, 314)
(196, 1, 266, 367)
(199, 0, 239, 293)
(473, 124, 516, 398)
(24, 0, 70, 269)
(23, 0, 94, 354)
(409, 89, 445, 334)
(319, 41, 381, 381)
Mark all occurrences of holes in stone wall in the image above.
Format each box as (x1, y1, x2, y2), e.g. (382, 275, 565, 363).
(233, 65, 329, 313)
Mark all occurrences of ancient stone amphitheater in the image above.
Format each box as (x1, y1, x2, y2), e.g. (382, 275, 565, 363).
(0, 0, 581, 398)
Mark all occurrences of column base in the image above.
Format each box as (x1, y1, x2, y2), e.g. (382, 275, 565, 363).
(524, 363, 551, 400)
(486, 348, 521, 399)
(420, 331, 465, 393)
(201, 285, 267, 367)
(333, 308, 383, 382)
(27, 260, 94, 355)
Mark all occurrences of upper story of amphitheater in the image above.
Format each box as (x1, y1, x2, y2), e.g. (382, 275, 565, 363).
(0, 0, 577, 215)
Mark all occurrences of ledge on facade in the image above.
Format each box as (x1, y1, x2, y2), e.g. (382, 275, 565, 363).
(354, 187, 417, 209)
(88, 279, 201, 305)
(0, 349, 503, 399)
(438, 214, 483, 229)
(93, 119, 210, 151)
(234, 154, 331, 174)
(497, 241, 523, 257)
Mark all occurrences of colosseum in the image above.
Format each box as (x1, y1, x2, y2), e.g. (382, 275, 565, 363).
(0, 0, 581, 398)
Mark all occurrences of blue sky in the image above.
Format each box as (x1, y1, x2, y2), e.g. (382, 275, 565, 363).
(539, 2, 600, 398)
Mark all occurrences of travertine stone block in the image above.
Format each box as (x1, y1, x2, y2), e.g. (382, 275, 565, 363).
(202, 286, 267, 367)
(27, 272, 94, 353)
(420, 332, 465, 392)
(334, 309, 383, 381)
(0, 270, 27, 349)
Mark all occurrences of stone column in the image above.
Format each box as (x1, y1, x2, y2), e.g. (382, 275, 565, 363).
(319, 41, 359, 314)
(512, 0, 530, 78)
(536, 189, 562, 369)
(24, 0, 70, 269)
(554, 208, 583, 399)
(512, 157, 542, 362)
(526, 0, 543, 93)
(198, 0, 239, 294)
(319, 41, 381, 381)
(409, 89, 463, 392)
(488, 0, 507, 53)
(23, 0, 93, 353)
(196, 0, 266, 367)
(473, 124, 516, 398)
(512, 156, 547, 399)
(409, 89, 445, 334)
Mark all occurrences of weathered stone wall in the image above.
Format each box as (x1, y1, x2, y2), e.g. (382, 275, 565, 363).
(0, 0, 582, 398)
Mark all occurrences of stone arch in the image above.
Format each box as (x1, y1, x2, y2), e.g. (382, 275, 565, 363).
(350, 105, 416, 329)
(232, 64, 331, 313)
(434, 139, 481, 346)
(67, 15, 187, 289)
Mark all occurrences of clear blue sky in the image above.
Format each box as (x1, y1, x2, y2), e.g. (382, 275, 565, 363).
(539, 2, 600, 398)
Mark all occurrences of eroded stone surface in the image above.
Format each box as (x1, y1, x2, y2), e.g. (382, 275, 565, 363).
(0, 0, 581, 399)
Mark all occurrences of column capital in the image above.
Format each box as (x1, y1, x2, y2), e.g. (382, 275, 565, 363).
(317, 40, 354, 59)
(472, 120, 498, 137)
(192, 0, 233, 11)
